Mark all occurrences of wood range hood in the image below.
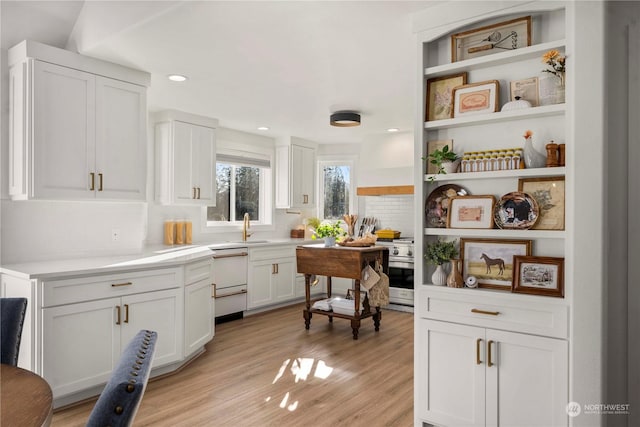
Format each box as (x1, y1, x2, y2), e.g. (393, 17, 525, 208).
(356, 185, 414, 196)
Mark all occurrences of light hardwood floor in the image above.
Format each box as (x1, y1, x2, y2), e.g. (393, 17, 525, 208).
(52, 304, 414, 426)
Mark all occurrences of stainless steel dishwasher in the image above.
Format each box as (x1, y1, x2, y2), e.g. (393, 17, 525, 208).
(210, 247, 248, 323)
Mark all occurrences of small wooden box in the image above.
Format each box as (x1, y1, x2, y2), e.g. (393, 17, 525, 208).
(290, 229, 305, 238)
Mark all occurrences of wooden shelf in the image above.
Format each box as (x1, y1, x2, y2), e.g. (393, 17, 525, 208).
(424, 104, 565, 130)
(424, 39, 567, 78)
(424, 228, 565, 239)
(425, 167, 565, 182)
(357, 185, 414, 196)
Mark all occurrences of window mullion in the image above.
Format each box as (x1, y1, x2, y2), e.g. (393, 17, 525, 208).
(229, 166, 237, 222)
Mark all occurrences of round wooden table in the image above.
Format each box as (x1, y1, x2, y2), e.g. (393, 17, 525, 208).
(1, 364, 53, 427)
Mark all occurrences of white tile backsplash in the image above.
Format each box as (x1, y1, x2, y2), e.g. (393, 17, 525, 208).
(364, 195, 414, 238)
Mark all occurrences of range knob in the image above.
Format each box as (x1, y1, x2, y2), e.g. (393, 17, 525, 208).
(407, 248, 413, 257)
(392, 246, 399, 255)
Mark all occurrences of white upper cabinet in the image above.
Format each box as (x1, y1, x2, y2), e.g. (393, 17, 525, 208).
(154, 112, 218, 206)
(8, 41, 149, 201)
(275, 138, 316, 209)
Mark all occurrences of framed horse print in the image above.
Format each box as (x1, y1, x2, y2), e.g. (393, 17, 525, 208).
(460, 238, 532, 290)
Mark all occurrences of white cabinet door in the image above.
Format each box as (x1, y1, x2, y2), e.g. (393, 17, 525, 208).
(95, 76, 146, 200)
(415, 319, 486, 427)
(486, 330, 568, 427)
(247, 260, 275, 309)
(172, 120, 197, 203)
(273, 259, 295, 302)
(122, 289, 183, 368)
(191, 124, 216, 204)
(291, 144, 315, 208)
(42, 298, 120, 398)
(33, 60, 96, 199)
(274, 145, 291, 208)
(184, 278, 214, 357)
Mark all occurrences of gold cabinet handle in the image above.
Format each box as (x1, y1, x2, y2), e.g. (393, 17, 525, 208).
(215, 289, 247, 299)
(89, 172, 95, 191)
(197, 187, 201, 199)
(212, 252, 248, 259)
(488, 340, 495, 367)
(115, 305, 121, 325)
(303, 194, 308, 204)
(124, 304, 129, 323)
(275, 263, 279, 274)
(476, 338, 483, 365)
(98, 173, 103, 191)
(192, 187, 196, 199)
(111, 281, 133, 287)
(471, 308, 500, 316)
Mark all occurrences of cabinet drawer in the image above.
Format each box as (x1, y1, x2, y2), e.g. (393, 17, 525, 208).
(42, 268, 182, 307)
(249, 245, 295, 261)
(185, 259, 212, 285)
(416, 287, 568, 339)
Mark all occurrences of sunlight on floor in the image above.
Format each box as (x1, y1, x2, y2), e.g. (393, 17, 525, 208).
(265, 357, 335, 412)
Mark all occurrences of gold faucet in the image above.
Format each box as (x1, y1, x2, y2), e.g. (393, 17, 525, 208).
(242, 212, 252, 241)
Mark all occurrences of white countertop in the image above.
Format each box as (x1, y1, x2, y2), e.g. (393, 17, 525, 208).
(0, 238, 312, 279)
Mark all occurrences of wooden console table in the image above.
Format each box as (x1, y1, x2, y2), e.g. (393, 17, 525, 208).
(296, 244, 389, 339)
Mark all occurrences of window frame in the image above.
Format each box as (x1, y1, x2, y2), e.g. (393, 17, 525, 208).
(317, 155, 357, 221)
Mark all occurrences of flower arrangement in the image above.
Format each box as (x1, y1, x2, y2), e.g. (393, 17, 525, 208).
(311, 220, 346, 239)
(425, 238, 458, 266)
(542, 49, 566, 79)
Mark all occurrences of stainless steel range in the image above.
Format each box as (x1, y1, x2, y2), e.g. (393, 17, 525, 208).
(376, 238, 414, 311)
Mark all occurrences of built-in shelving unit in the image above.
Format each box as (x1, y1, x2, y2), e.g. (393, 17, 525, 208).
(425, 166, 565, 182)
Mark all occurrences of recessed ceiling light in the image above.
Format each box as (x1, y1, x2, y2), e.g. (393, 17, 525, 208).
(167, 74, 188, 82)
(387, 128, 400, 132)
(257, 126, 270, 131)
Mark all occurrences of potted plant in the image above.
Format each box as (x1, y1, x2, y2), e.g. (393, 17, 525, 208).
(424, 146, 460, 181)
(311, 220, 346, 247)
(425, 239, 458, 286)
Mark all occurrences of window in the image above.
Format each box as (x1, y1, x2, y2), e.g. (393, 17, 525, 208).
(207, 153, 272, 226)
(318, 159, 356, 220)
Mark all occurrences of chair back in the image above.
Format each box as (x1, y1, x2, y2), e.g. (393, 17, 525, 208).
(86, 330, 158, 427)
(0, 297, 28, 366)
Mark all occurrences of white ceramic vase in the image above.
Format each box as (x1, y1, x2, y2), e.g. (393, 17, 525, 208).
(432, 264, 448, 286)
(442, 159, 461, 174)
(523, 137, 546, 169)
(324, 236, 336, 247)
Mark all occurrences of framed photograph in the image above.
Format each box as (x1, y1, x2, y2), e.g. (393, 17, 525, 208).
(510, 77, 539, 107)
(512, 256, 564, 297)
(518, 176, 565, 230)
(451, 16, 532, 62)
(447, 195, 495, 229)
(426, 140, 453, 174)
(426, 72, 468, 121)
(460, 238, 532, 290)
(452, 80, 500, 118)
(494, 191, 539, 230)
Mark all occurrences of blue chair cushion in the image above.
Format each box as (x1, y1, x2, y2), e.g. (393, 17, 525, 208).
(86, 330, 157, 427)
(0, 297, 28, 366)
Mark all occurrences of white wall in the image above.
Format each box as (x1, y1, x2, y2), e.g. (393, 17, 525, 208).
(357, 131, 414, 187)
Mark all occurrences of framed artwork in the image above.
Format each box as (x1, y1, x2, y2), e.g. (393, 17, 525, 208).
(426, 73, 468, 121)
(512, 256, 564, 297)
(518, 176, 565, 230)
(426, 140, 453, 174)
(451, 16, 532, 62)
(425, 184, 468, 228)
(447, 195, 495, 229)
(510, 77, 539, 106)
(460, 238, 532, 290)
(452, 80, 500, 118)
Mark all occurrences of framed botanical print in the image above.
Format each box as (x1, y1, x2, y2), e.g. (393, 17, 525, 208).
(518, 176, 565, 230)
(426, 72, 467, 121)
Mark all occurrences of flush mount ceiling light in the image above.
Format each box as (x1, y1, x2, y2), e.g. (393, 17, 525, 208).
(167, 74, 188, 82)
(330, 111, 361, 127)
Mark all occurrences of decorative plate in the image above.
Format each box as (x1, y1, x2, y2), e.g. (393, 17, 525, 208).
(425, 184, 468, 228)
(494, 191, 539, 229)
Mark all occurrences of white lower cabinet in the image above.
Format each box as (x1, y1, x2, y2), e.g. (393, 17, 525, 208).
(42, 288, 182, 399)
(184, 259, 214, 357)
(416, 300, 568, 427)
(247, 246, 297, 309)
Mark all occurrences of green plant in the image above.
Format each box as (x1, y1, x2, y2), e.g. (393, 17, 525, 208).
(423, 146, 460, 181)
(311, 221, 346, 239)
(425, 239, 458, 265)
(306, 217, 321, 230)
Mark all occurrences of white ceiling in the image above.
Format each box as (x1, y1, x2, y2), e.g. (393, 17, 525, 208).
(2, 0, 437, 144)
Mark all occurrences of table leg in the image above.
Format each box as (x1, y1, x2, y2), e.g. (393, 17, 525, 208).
(350, 317, 361, 340)
(374, 306, 382, 331)
(304, 274, 312, 329)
